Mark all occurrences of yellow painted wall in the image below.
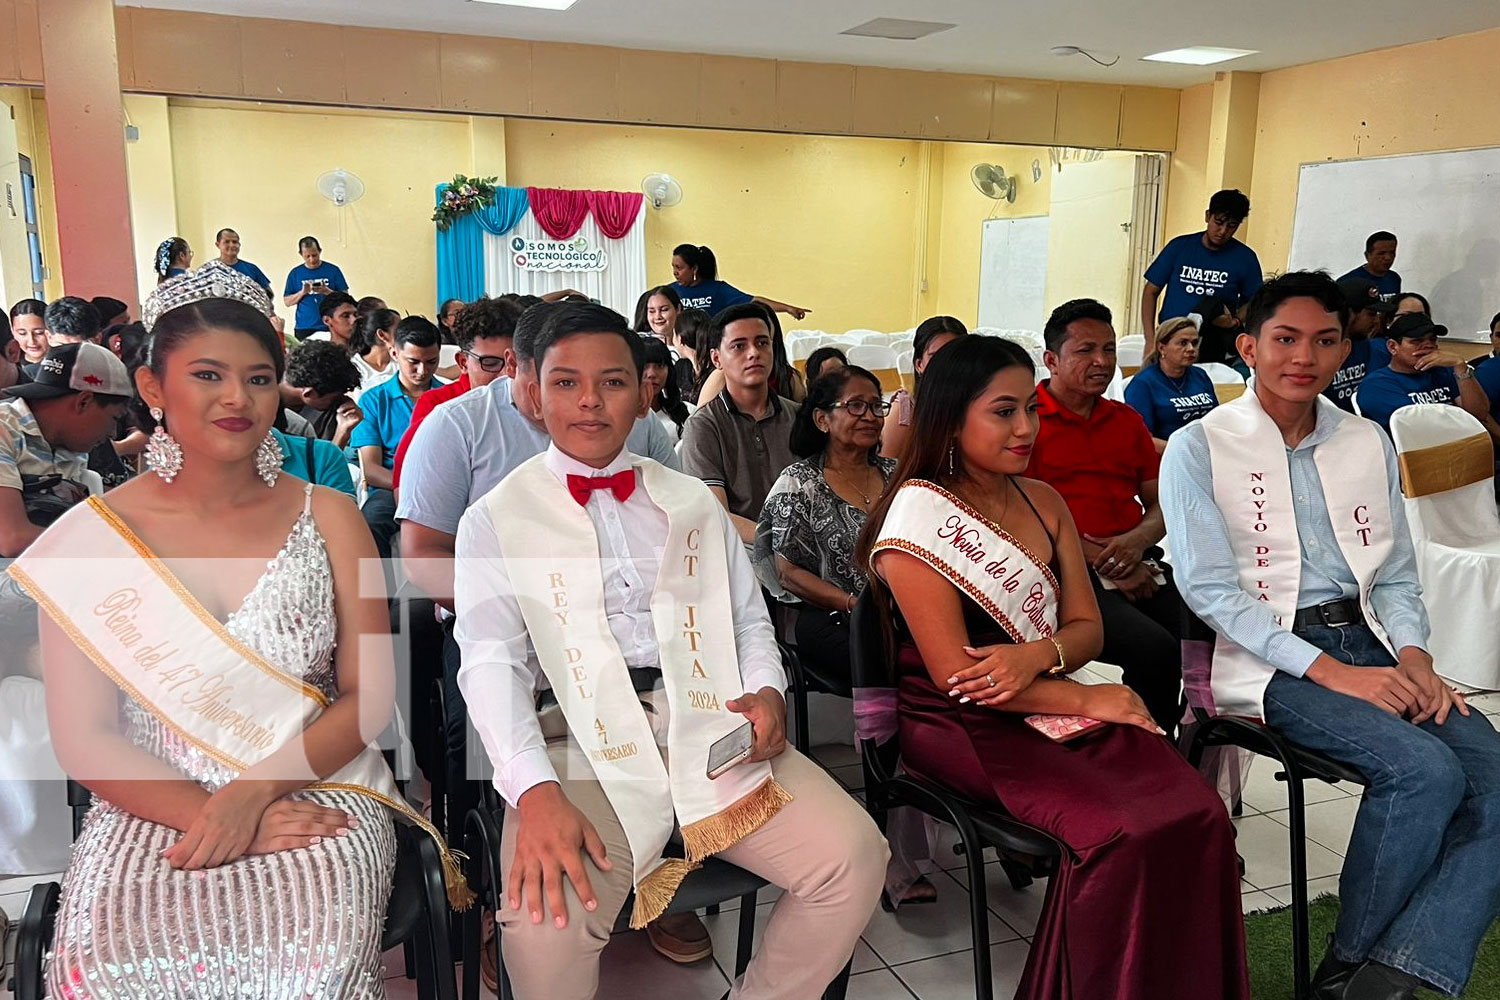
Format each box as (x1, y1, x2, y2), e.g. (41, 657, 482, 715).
(503, 118, 926, 334)
(123, 94, 178, 307)
(1181, 26, 1500, 274)
(931, 142, 1052, 323)
(167, 101, 474, 318)
(1164, 82, 1212, 244)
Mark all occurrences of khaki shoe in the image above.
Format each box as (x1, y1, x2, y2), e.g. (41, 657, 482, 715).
(646, 912, 714, 963)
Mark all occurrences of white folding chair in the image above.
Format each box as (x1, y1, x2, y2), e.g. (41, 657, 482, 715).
(1102, 368, 1127, 401)
(846, 344, 902, 395)
(1002, 330, 1045, 351)
(440, 344, 460, 369)
(1389, 405, 1500, 689)
(1117, 334, 1146, 377)
(787, 331, 823, 364)
(1199, 362, 1247, 403)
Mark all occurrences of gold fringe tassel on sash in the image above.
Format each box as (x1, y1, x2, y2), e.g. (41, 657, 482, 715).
(630, 858, 694, 929)
(680, 778, 793, 866)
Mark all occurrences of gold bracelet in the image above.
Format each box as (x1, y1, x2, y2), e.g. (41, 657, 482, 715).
(1046, 636, 1068, 676)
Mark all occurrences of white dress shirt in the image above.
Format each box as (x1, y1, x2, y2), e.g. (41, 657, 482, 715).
(454, 444, 786, 807)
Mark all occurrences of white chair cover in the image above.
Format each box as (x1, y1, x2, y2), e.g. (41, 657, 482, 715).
(1117, 334, 1146, 373)
(1102, 367, 1127, 401)
(0, 676, 72, 875)
(1389, 405, 1500, 690)
(1199, 362, 1245, 385)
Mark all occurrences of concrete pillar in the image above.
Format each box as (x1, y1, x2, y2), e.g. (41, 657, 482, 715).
(37, 0, 137, 310)
(1206, 71, 1261, 237)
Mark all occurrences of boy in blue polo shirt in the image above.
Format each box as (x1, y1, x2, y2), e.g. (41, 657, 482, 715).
(1355, 313, 1491, 434)
(351, 317, 445, 557)
(1142, 189, 1263, 325)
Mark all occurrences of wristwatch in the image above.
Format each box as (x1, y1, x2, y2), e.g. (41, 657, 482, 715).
(1456, 363, 1475, 380)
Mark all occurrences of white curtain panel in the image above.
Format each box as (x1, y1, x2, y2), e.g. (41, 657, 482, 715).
(482, 204, 647, 319)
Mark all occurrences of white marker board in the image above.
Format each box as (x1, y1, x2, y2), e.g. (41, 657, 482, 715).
(1288, 146, 1500, 340)
(978, 215, 1050, 334)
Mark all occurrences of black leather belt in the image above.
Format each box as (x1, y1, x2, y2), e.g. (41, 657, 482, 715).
(1292, 599, 1365, 631)
(536, 666, 661, 709)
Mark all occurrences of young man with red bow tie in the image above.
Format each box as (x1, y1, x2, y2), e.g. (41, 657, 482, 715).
(452, 303, 886, 1000)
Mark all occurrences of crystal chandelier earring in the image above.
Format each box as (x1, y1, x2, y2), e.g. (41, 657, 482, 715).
(145, 407, 184, 483)
(255, 433, 282, 488)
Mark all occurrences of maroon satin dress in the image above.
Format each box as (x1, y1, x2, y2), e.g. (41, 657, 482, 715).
(895, 596, 1250, 1000)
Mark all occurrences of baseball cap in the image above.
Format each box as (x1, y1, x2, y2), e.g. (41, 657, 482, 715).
(1337, 277, 1395, 314)
(1385, 313, 1448, 341)
(3, 342, 132, 401)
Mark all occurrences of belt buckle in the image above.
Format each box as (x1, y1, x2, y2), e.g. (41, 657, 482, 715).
(1318, 602, 1355, 628)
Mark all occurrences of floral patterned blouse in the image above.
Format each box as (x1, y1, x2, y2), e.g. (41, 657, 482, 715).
(753, 451, 897, 602)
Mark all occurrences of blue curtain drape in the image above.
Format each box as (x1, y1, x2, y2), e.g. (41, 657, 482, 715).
(434, 185, 531, 309)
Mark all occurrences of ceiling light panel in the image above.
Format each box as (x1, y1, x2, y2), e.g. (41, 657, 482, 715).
(1141, 46, 1258, 65)
(841, 18, 956, 41)
(469, 0, 580, 10)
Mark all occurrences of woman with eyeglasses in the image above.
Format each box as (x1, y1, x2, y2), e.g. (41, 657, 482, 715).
(755, 365, 895, 698)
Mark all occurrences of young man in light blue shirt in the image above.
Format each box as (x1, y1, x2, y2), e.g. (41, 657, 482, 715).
(1161, 271, 1500, 1000)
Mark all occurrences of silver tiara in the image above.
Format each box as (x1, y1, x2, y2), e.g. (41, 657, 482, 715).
(142, 260, 275, 331)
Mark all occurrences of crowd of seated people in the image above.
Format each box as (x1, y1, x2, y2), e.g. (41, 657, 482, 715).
(4, 213, 1499, 1000)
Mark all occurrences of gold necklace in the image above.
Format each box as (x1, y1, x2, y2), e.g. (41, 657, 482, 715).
(827, 463, 877, 506)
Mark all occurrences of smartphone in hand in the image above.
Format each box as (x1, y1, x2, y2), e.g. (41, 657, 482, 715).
(707, 722, 754, 779)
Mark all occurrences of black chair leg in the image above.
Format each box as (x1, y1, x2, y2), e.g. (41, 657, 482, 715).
(413, 918, 436, 1000)
(957, 816, 994, 1000)
(821, 957, 853, 1000)
(1285, 763, 1313, 1000)
(792, 682, 811, 756)
(705, 903, 720, 916)
(14, 882, 60, 1000)
(733, 891, 758, 978)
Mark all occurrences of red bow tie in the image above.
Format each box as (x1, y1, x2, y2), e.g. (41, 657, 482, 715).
(567, 469, 637, 507)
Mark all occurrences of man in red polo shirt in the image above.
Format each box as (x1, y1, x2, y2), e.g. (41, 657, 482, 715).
(1026, 298, 1184, 732)
(392, 295, 522, 489)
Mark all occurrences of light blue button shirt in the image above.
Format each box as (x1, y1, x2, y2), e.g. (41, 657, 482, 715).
(1160, 403, 1429, 676)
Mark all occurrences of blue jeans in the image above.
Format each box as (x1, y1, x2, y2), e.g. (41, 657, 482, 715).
(1263, 623, 1500, 996)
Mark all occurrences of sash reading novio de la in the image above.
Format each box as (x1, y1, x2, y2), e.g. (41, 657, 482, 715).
(486, 455, 790, 927)
(1200, 390, 1395, 718)
(6, 497, 474, 909)
(871, 480, 1060, 644)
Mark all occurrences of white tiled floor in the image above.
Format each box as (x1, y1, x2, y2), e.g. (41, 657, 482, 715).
(9, 689, 1499, 1000)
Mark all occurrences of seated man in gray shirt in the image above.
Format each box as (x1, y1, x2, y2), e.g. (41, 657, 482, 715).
(678, 303, 800, 543)
(1160, 271, 1500, 1000)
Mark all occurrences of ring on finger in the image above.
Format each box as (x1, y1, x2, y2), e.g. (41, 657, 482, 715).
(986, 672, 996, 687)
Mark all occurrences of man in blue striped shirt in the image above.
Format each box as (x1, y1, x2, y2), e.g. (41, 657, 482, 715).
(1161, 271, 1500, 1000)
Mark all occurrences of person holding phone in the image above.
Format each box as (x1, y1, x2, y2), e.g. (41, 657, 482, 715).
(453, 303, 886, 1000)
(282, 236, 349, 338)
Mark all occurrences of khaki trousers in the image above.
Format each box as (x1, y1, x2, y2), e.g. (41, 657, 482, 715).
(498, 705, 888, 1000)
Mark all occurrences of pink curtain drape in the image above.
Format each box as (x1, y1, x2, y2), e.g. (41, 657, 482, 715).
(525, 187, 590, 240)
(585, 190, 644, 239)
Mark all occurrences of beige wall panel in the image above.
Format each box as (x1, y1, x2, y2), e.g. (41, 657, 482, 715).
(989, 78, 1058, 145)
(129, 9, 242, 96)
(344, 27, 440, 109)
(1118, 85, 1178, 151)
(1055, 82, 1122, 148)
(777, 61, 854, 134)
(698, 54, 776, 130)
(530, 42, 619, 121)
(0, 0, 21, 83)
(240, 18, 345, 104)
(114, 7, 134, 88)
(15, 0, 41, 82)
(853, 67, 992, 140)
(438, 35, 530, 115)
(618, 49, 699, 125)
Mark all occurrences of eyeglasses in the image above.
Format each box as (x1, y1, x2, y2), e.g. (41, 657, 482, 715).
(829, 399, 890, 418)
(470, 353, 508, 372)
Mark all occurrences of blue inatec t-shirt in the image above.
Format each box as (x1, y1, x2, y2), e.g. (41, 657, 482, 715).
(1123, 362, 1218, 438)
(283, 261, 349, 331)
(668, 280, 753, 318)
(1355, 365, 1461, 433)
(1144, 233, 1264, 322)
(1323, 338, 1391, 412)
(1475, 355, 1500, 422)
(1337, 265, 1402, 301)
(231, 258, 273, 295)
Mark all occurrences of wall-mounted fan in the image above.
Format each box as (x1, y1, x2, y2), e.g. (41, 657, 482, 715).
(970, 163, 1017, 203)
(642, 172, 683, 209)
(316, 168, 366, 207)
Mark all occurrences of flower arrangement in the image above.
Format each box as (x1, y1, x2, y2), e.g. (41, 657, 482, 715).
(433, 174, 499, 231)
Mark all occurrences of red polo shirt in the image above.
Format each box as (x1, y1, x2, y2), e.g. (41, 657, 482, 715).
(392, 372, 471, 488)
(1025, 380, 1159, 539)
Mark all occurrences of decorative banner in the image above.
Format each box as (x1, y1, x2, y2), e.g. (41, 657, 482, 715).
(510, 233, 610, 273)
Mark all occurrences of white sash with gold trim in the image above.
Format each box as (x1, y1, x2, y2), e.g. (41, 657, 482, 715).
(1199, 390, 1395, 717)
(871, 479, 1060, 643)
(485, 455, 789, 927)
(7, 497, 473, 908)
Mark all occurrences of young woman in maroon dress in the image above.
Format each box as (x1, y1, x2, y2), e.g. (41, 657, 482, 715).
(858, 335, 1248, 1000)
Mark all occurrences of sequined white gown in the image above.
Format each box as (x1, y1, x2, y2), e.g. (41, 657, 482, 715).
(46, 486, 397, 999)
